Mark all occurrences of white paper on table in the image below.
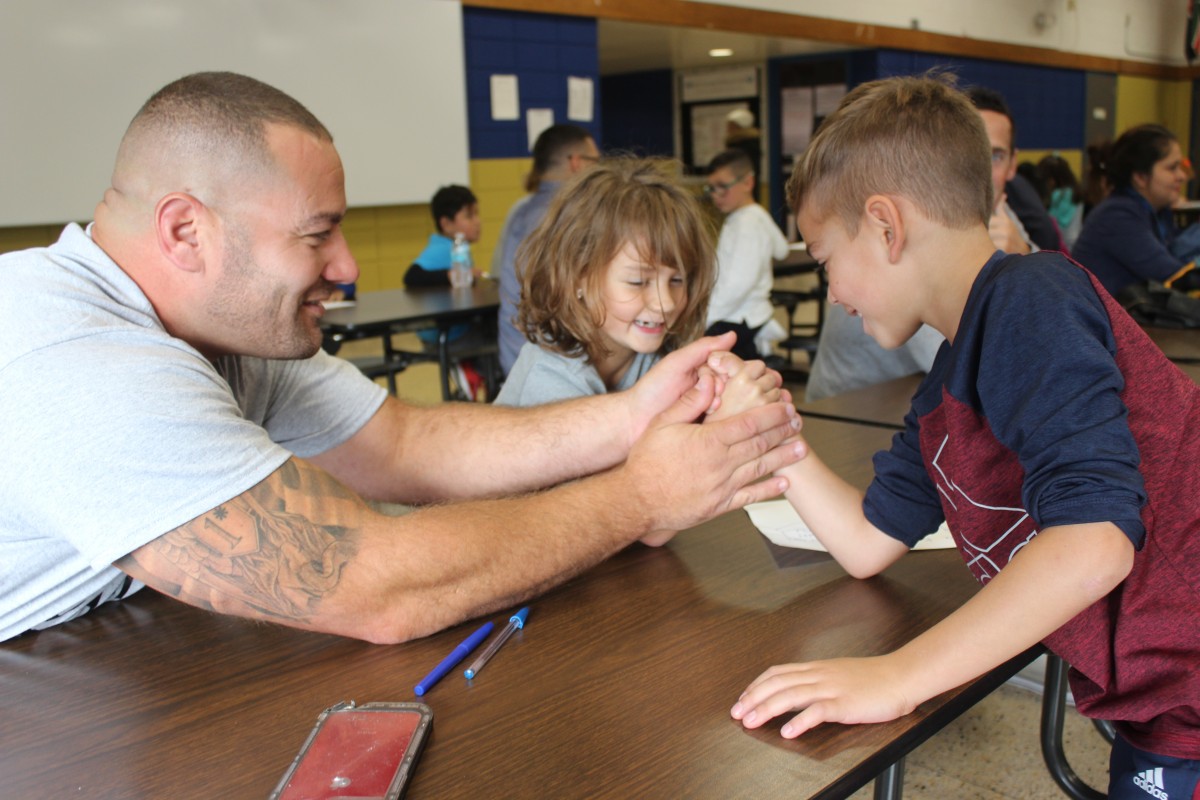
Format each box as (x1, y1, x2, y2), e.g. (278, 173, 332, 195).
(320, 299, 356, 310)
(744, 499, 955, 551)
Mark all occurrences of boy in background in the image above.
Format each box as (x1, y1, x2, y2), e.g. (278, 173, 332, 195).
(720, 75, 1199, 798)
(403, 184, 483, 287)
(703, 149, 789, 362)
(403, 184, 488, 399)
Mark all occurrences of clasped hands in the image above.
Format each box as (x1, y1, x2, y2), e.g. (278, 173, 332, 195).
(622, 335, 803, 548)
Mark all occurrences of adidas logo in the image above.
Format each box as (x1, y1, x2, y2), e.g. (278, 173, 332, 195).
(1133, 767, 1169, 799)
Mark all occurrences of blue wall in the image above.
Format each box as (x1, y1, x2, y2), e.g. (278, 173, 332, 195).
(873, 50, 1086, 150)
(462, 8, 601, 159)
(600, 69, 674, 156)
(762, 49, 1089, 222)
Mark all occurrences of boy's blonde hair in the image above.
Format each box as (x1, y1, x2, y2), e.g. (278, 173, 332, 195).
(516, 157, 716, 363)
(788, 73, 993, 234)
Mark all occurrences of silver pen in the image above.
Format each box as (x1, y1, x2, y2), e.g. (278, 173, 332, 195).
(464, 607, 529, 679)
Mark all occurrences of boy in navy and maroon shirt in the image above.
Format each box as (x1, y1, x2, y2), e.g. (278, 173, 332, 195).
(715, 74, 1199, 798)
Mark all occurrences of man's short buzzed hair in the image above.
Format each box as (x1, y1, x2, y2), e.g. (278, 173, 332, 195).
(117, 72, 332, 185)
(788, 73, 993, 234)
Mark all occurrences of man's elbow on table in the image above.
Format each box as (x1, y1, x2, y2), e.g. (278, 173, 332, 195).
(116, 545, 450, 646)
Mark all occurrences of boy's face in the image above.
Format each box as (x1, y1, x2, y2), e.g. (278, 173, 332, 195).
(706, 166, 755, 214)
(979, 110, 1017, 209)
(797, 204, 919, 350)
(440, 203, 482, 243)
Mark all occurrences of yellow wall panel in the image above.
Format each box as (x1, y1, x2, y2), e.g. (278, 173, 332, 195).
(470, 157, 533, 272)
(343, 204, 432, 292)
(1115, 76, 1192, 146)
(1016, 149, 1084, 182)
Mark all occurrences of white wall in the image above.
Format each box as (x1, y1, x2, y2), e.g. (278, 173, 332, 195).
(688, 0, 1190, 66)
(0, 0, 469, 226)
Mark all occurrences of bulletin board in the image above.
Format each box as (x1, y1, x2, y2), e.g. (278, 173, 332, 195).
(0, 0, 470, 225)
(678, 66, 761, 173)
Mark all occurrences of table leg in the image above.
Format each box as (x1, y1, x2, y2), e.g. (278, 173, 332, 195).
(438, 327, 452, 401)
(382, 332, 398, 396)
(873, 757, 905, 800)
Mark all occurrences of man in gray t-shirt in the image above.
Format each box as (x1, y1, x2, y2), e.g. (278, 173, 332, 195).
(0, 72, 803, 644)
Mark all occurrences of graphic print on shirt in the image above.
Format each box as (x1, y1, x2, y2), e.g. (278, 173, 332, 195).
(928, 433, 1039, 582)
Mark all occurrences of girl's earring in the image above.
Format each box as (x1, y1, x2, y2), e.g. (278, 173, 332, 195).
(576, 288, 584, 300)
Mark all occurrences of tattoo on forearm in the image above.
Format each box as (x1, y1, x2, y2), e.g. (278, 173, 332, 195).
(130, 461, 360, 622)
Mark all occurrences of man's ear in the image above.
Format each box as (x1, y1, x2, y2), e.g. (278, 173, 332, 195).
(863, 194, 905, 262)
(154, 193, 207, 273)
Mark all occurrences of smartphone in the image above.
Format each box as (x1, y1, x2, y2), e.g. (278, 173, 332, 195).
(270, 701, 433, 800)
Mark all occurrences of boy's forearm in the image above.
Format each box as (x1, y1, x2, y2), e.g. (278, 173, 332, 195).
(778, 447, 907, 577)
(885, 521, 1134, 709)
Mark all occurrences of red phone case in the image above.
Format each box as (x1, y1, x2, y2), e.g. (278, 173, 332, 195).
(270, 701, 433, 800)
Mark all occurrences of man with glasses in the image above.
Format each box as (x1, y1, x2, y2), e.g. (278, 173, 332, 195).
(703, 149, 789, 361)
(966, 86, 1051, 254)
(494, 124, 601, 375)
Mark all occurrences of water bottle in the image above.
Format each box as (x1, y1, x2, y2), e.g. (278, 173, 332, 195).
(450, 233, 473, 288)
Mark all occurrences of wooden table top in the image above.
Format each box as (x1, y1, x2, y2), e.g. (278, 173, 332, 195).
(320, 280, 500, 335)
(0, 419, 1021, 800)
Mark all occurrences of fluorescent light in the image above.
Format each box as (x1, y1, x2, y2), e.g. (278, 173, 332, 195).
(708, 48, 734, 58)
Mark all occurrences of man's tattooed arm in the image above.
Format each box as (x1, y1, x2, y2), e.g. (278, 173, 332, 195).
(116, 459, 364, 625)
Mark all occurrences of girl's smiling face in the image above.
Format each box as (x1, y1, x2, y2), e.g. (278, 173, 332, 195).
(592, 241, 686, 386)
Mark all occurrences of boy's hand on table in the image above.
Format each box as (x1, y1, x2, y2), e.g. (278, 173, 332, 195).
(703, 352, 785, 422)
(730, 656, 917, 738)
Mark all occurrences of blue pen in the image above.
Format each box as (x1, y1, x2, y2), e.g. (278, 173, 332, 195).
(464, 607, 529, 679)
(414, 621, 493, 697)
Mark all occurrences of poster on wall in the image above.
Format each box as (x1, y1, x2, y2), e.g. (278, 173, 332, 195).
(814, 84, 846, 117)
(526, 109, 554, 151)
(690, 101, 751, 170)
(490, 75, 520, 120)
(680, 66, 758, 103)
(781, 84, 845, 159)
(567, 76, 594, 122)
(781, 87, 813, 157)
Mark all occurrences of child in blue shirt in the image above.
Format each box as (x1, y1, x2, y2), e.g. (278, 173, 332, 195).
(402, 185, 489, 399)
(403, 184, 483, 288)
